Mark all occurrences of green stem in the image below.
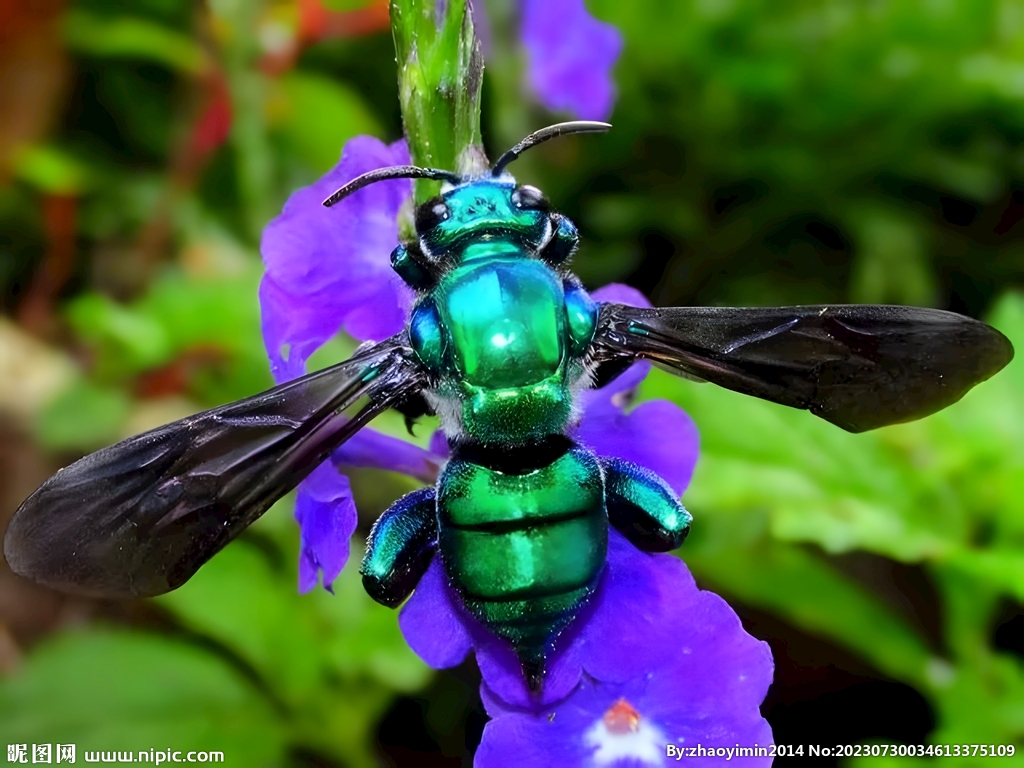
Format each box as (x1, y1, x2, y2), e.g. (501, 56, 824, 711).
(390, 0, 484, 206)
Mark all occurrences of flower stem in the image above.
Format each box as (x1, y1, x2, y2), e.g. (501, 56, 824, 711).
(390, 0, 484, 204)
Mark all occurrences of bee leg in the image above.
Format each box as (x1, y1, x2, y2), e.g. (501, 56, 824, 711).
(361, 487, 438, 608)
(601, 458, 692, 552)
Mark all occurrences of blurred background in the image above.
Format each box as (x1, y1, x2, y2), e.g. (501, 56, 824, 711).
(1, 0, 1023, 764)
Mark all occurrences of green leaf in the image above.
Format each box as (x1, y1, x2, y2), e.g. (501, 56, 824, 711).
(154, 501, 430, 766)
(155, 502, 430, 701)
(154, 534, 325, 703)
(311, 543, 433, 693)
(14, 145, 91, 195)
(271, 72, 381, 174)
(943, 549, 1024, 603)
(64, 268, 272, 406)
(63, 10, 209, 74)
(66, 293, 173, 376)
(0, 630, 285, 764)
(682, 512, 934, 687)
(139, 269, 269, 370)
(846, 205, 937, 306)
(645, 368, 964, 563)
(35, 380, 132, 451)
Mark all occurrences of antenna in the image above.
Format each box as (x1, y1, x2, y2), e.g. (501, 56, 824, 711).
(491, 121, 612, 177)
(323, 166, 464, 207)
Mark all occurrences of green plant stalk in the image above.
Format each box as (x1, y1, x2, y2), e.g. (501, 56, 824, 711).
(390, 0, 484, 207)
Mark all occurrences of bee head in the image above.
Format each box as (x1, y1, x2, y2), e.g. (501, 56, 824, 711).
(413, 180, 553, 258)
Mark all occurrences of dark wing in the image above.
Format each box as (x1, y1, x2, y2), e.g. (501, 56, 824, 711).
(591, 303, 1014, 432)
(4, 334, 427, 598)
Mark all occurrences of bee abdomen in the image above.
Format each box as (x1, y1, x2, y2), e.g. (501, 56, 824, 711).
(436, 443, 608, 682)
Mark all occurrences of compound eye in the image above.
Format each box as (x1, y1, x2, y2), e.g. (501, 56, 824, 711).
(511, 185, 549, 211)
(415, 197, 450, 233)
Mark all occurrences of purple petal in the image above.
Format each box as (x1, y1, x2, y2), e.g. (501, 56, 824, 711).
(429, 429, 451, 459)
(477, 544, 775, 766)
(262, 135, 410, 297)
(478, 671, 772, 768)
(591, 282, 651, 308)
(259, 135, 414, 386)
(473, 531, 705, 709)
(399, 552, 588, 707)
(575, 530, 697, 683)
(474, 619, 586, 709)
(332, 428, 443, 484)
(259, 275, 365, 383)
(575, 283, 699, 495)
(519, 0, 623, 120)
(575, 377, 700, 496)
(293, 461, 359, 593)
(399, 556, 473, 668)
(398, 530, 737, 712)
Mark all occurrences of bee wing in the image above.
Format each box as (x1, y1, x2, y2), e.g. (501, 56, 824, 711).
(591, 303, 1013, 433)
(4, 335, 428, 598)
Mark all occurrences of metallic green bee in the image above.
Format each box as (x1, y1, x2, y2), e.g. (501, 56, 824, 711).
(4, 122, 1014, 689)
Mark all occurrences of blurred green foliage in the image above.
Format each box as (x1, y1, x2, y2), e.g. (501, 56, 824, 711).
(1, 0, 1023, 764)
(545, 0, 1024, 311)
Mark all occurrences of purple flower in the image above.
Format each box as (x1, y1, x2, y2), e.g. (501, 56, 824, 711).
(575, 284, 699, 495)
(260, 135, 413, 377)
(518, 0, 623, 121)
(259, 136, 436, 592)
(470, 0, 623, 121)
(402, 531, 774, 764)
(475, 567, 775, 766)
(400, 526, 701, 708)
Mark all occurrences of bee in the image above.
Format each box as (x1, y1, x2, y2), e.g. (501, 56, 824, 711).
(5, 122, 1013, 689)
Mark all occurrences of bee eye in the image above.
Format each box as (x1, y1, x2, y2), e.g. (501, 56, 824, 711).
(512, 185, 549, 211)
(415, 197, 450, 233)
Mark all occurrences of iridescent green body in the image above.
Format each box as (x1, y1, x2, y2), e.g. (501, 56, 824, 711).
(438, 445, 606, 669)
(362, 179, 691, 687)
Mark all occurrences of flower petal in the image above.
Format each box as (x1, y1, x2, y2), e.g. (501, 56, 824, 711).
(332, 428, 443, 484)
(259, 136, 420, 594)
(398, 530, 730, 714)
(474, 620, 586, 709)
(261, 135, 410, 298)
(577, 283, 700, 495)
(399, 556, 474, 669)
(474, 531, 702, 709)
(519, 0, 623, 120)
(478, 540, 775, 766)
(293, 461, 359, 593)
(590, 282, 650, 308)
(259, 135, 414, 386)
(575, 530, 696, 683)
(576, 381, 700, 496)
(258, 275, 341, 383)
(479, 668, 773, 767)
(398, 548, 585, 706)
